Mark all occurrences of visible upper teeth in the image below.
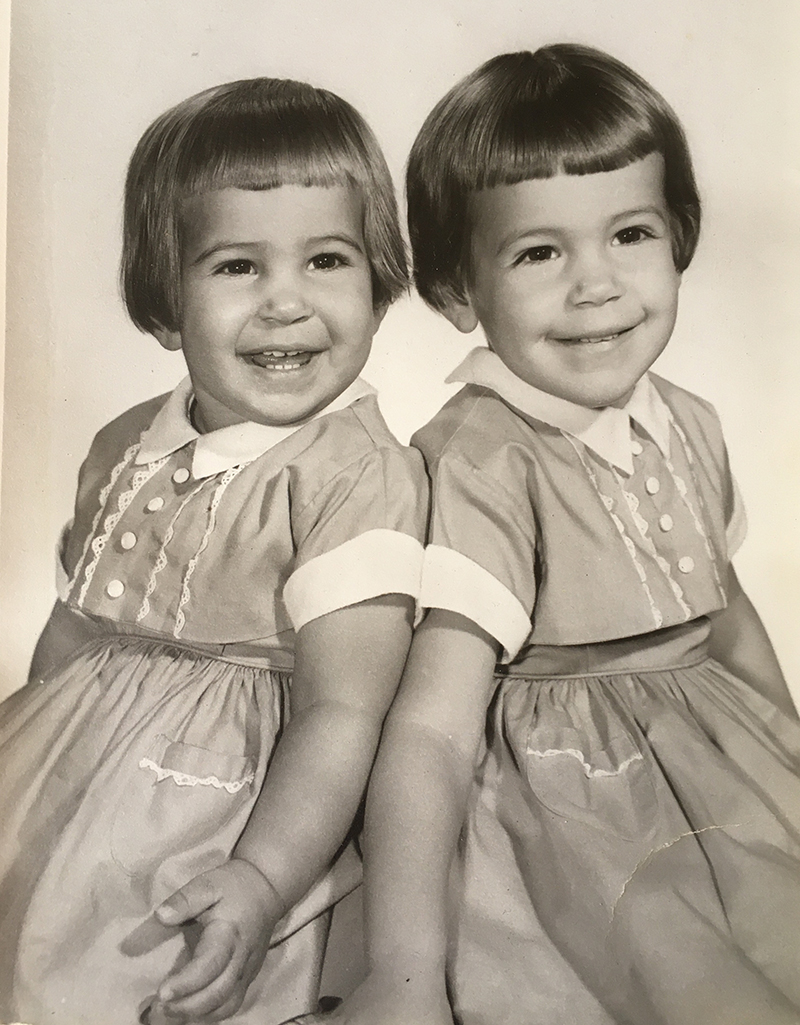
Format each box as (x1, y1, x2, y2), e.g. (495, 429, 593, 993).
(263, 350, 303, 357)
(578, 333, 619, 343)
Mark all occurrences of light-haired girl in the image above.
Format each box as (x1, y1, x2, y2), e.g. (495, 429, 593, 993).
(307, 45, 800, 1025)
(0, 77, 425, 1025)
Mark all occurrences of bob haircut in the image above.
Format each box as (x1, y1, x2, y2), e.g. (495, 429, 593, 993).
(407, 44, 701, 311)
(122, 77, 408, 333)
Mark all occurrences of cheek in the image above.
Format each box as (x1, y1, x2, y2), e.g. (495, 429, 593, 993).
(472, 276, 514, 328)
(340, 291, 381, 337)
(496, 286, 552, 336)
(639, 259, 681, 307)
(180, 288, 218, 335)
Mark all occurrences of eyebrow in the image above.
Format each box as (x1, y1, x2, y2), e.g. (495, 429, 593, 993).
(610, 205, 669, 224)
(189, 233, 365, 267)
(496, 205, 669, 256)
(307, 233, 365, 252)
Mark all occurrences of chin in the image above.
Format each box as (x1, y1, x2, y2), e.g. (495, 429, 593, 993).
(575, 377, 640, 410)
(557, 387, 626, 410)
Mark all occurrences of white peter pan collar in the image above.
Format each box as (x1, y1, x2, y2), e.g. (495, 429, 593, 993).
(447, 347, 672, 475)
(136, 376, 376, 479)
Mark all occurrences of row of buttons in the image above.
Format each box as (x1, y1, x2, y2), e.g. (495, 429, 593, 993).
(144, 469, 190, 513)
(630, 445, 693, 574)
(631, 439, 662, 497)
(104, 467, 193, 599)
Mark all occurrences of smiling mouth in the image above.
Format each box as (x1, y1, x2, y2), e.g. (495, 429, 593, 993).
(556, 326, 635, 345)
(245, 350, 317, 371)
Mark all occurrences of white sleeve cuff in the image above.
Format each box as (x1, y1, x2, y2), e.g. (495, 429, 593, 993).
(419, 544, 532, 662)
(726, 474, 748, 558)
(284, 529, 424, 632)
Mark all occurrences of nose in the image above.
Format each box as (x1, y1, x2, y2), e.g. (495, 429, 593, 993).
(255, 272, 311, 325)
(567, 249, 622, 307)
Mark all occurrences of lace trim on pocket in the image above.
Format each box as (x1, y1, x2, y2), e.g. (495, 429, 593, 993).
(138, 756, 255, 793)
(527, 746, 644, 778)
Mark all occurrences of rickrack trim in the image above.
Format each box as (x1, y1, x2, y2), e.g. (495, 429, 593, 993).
(138, 756, 254, 794)
(528, 746, 644, 778)
(136, 481, 205, 624)
(174, 464, 244, 638)
(610, 466, 692, 622)
(565, 434, 664, 629)
(665, 415, 726, 599)
(77, 452, 170, 606)
(67, 439, 141, 600)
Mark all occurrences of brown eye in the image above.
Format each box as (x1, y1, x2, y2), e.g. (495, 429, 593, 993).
(310, 252, 347, 271)
(216, 259, 256, 275)
(516, 245, 557, 265)
(614, 226, 654, 246)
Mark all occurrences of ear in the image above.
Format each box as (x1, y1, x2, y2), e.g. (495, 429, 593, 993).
(153, 325, 183, 352)
(371, 302, 389, 333)
(439, 290, 479, 335)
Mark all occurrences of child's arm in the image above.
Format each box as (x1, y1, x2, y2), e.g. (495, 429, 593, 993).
(316, 609, 500, 1025)
(151, 593, 415, 1022)
(708, 565, 797, 719)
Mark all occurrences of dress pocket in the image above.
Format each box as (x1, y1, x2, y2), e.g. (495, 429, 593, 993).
(512, 682, 659, 841)
(110, 734, 256, 876)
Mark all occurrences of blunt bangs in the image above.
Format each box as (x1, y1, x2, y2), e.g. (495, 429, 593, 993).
(176, 86, 369, 195)
(122, 78, 407, 334)
(407, 45, 701, 310)
(454, 82, 662, 191)
(475, 112, 661, 185)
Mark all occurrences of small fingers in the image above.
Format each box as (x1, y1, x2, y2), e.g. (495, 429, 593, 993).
(192, 988, 247, 1023)
(159, 921, 236, 1003)
(159, 928, 256, 1019)
(157, 873, 221, 927)
(160, 968, 245, 1021)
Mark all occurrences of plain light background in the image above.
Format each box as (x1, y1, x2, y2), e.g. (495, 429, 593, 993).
(1, 0, 799, 711)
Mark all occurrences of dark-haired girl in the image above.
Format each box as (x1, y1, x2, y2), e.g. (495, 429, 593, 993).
(0, 77, 425, 1025)
(303, 45, 800, 1025)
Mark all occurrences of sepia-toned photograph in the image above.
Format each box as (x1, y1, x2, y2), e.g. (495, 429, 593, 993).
(1, 1, 799, 1022)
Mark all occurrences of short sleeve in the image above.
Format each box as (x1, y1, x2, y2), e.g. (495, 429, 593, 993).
(726, 472, 748, 558)
(420, 455, 534, 661)
(283, 447, 426, 631)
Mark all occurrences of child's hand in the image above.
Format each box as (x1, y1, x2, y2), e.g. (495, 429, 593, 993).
(150, 857, 285, 1022)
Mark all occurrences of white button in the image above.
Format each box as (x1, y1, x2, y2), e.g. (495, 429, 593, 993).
(106, 579, 125, 598)
(120, 531, 137, 550)
(659, 514, 674, 532)
(678, 556, 695, 574)
(631, 440, 644, 456)
(146, 497, 164, 512)
(645, 476, 661, 495)
(172, 467, 190, 484)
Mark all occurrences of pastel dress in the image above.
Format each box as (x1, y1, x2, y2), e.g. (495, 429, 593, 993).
(413, 348, 800, 1025)
(0, 377, 426, 1025)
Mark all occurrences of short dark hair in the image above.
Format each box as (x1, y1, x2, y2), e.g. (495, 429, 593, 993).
(407, 44, 701, 310)
(122, 78, 407, 333)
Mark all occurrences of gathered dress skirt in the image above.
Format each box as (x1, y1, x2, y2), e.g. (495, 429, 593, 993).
(448, 621, 800, 1025)
(0, 632, 360, 1025)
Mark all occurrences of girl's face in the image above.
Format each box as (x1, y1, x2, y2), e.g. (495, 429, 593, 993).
(156, 184, 383, 432)
(444, 153, 681, 409)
